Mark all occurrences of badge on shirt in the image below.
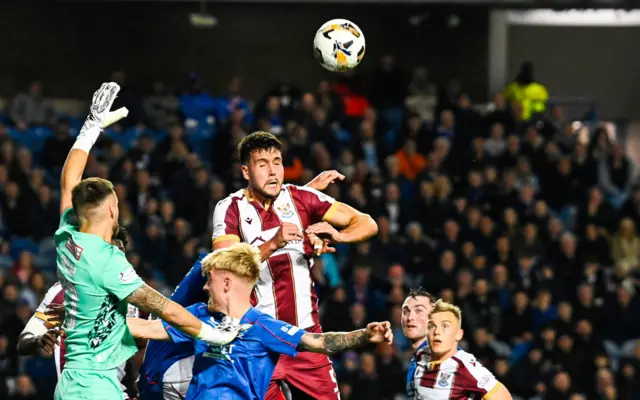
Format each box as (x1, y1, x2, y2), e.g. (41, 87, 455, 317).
(437, 372, 452, 387)
(119, 267, 139, 284)
(276, 203, 294, 218)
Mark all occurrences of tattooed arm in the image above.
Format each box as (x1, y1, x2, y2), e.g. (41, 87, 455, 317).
(297, 322, 393, 355)
(125, 284, 202, 338)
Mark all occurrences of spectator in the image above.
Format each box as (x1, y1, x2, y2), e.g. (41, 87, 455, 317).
(9, 81, 56, 128)
(143, 80, 179, 131)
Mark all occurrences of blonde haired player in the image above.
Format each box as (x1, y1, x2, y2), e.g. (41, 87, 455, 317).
(127, 243, 393, 400)
(408, 300, 512, 400)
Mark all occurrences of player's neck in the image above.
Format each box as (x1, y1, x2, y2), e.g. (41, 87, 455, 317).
(215, 300, 252, 319)
(246, 186, 274, 208)
(411, 337, 428, 352)
(430, 348, 458, 362)
(79, 221, 113, 243)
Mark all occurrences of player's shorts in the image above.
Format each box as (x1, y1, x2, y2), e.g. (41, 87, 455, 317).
(55, 368, 124, 400)
(266, 351, 340, 400)
(139, 380, 190, 400)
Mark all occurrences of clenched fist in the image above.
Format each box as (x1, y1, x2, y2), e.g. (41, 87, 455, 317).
(272, 223, 304, 249)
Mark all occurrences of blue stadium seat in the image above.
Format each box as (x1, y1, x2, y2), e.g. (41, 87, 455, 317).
(9, 127, 41, 152)
(186, 123, 215, 163)
(10, 237, 39, 259)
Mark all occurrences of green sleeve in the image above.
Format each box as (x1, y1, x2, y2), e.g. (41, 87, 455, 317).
(102, 249, 144, 301)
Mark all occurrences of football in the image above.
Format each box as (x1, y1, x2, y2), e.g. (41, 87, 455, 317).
(313, 19, 366, 72)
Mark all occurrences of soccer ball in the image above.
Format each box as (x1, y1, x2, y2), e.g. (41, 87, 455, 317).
(313, 19, 366, 72)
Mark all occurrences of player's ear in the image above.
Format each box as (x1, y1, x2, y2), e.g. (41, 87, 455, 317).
(108, 199, 116, 221)
(224, 276, 232, 293)
(456, 328, 464, 341)
(241, 164, 250, 181)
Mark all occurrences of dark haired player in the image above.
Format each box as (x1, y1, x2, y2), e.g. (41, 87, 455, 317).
(211, 131, 379, 399)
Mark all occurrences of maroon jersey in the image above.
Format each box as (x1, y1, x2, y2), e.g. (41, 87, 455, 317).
(212, 184, 337, 329)
(410, 349, 503, 400)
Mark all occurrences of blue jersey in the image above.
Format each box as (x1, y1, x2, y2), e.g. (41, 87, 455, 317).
(406, 341, 428, 399)
(164, 304, 306, 400)
(139, 255, 207, 400)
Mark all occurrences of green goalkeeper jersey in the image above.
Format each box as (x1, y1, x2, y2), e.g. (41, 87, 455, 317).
(54, 208, 144, 370)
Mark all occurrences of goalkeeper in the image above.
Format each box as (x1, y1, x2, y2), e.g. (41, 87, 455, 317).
(53, 83, 243, 400)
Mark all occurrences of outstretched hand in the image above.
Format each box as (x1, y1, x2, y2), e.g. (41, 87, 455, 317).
(306, 170, 345, 191)
(365, 321, 393, 345)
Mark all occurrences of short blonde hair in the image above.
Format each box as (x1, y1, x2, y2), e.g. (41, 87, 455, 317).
(201, 243, 261, 285)
(429, 299, 463, 327)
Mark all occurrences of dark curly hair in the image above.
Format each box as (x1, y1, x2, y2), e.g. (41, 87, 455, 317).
(407, 287, 437, 303)
(237, 131, 282, 164)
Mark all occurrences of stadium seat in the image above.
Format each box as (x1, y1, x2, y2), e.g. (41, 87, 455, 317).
(10, 237, 39, 259)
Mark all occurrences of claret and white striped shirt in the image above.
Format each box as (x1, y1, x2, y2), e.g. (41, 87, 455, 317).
(212, 184, 338, 330)
(409, 348, 503, 400)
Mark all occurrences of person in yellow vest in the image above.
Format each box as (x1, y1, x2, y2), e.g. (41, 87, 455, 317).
(504, 62, 549, 122)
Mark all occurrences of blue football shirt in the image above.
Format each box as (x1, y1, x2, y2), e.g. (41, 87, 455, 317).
(139, 255, 207, 400)
(164, 304, 306, 400)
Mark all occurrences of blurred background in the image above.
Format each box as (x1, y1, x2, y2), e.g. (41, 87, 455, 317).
(1, 1, 640, 399)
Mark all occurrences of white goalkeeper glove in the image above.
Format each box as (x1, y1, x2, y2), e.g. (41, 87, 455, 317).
(196, 316, 252, 346)
(73, 82, 129, 153)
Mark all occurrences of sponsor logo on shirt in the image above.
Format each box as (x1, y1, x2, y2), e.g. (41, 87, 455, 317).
(65, 237, 84, 260)
(280, 325, 300, 336)
(204, 344, 236, 362)
(478, 374, 491, 388)
(119, 267, 139, 284)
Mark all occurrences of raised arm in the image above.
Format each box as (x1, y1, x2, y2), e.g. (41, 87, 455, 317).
(297, 322, 392, 355)
(60, 82, 129, 214)
(127, 318, 170, 341)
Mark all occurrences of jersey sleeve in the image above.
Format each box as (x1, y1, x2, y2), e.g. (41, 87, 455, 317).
(35, 282, 63, 316)
(254, 316, 305, 357)
(162, 304, 201, 344)
(211, 197, 241, 244)
(292, 186, 337, 223)
(101, 249, 144, 301)
(457, 354, 500, 398)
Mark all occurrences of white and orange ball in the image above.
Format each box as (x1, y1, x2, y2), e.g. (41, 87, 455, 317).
(313, 18, 366, 72)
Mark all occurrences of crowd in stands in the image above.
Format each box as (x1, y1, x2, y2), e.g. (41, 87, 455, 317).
(0, 57, 639, 400)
